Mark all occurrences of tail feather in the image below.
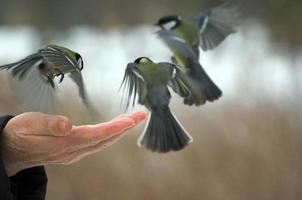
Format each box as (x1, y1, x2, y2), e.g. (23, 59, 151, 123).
(138, 109, 192, 153)
(183, 60, 222, 106)
(199, 67, 222, 101)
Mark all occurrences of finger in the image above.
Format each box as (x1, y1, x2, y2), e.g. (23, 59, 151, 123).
(7, 112, 72, 137)
(64, 117, 136, 151)
(112, 111, 147, 125)
(124, 111, 148, 124)
(44, 134, 123, 165)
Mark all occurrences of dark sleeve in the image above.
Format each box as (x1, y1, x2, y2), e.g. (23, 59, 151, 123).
(0, 116, 48, 200)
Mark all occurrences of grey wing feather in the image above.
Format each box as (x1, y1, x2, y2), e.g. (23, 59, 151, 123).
(119, 63, 147, 110)
(69, 71, 99, 117)
(40, 49, 77, 73)
(9, 65, 55, 112)
(156, 30, 199, 61)
(189, 2, 240, 51)
(165, 64, 193, 98)
(69, 71, 87, 104)
(0, 53, 43, 80)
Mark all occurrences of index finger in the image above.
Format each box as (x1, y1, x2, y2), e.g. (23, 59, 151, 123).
(65, 111, 147, 150)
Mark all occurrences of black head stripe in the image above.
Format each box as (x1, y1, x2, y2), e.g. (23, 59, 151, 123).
(134, 57, 152, 64)
(157, 15, 180, 28)
(134, 57, 145, 64)
(75, 53, 81, 61)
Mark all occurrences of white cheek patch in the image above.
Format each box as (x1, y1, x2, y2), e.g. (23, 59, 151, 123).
(77, 58, 83, 69)
(163, 21, 177, 30)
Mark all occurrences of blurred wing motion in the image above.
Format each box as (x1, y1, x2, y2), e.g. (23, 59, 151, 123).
(69, 71, 100, 118)
(189, 2, 240, 50)
(157, 30, 199, 60)
(9, 65, 55, 112)
(0, 53, 56, 112)
(120, 63, 147, 110)
(40, 47, 77, 72)
(0, 54, 42, 80)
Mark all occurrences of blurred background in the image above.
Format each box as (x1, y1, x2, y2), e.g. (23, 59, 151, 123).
(0, 0, 302, 199)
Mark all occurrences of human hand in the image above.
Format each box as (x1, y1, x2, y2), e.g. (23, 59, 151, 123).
(1, 111, 147, 176)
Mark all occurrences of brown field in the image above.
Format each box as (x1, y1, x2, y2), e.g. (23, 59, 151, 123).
(1, 71, 301, 200)
(42, 98, 302, 200)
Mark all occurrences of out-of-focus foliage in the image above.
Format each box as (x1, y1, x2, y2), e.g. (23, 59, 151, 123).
(46, 103, 302, 200)
(0, 0, 301, 48)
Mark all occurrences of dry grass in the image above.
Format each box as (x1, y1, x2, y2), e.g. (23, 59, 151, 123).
(1, 73, 301, 200)
(44, 100, 302, 200)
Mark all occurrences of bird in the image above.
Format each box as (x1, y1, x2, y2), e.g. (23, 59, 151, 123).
(155, 2, 239, 105)
(155, 2, 239, 55)
(0, 44, 97, 115)
(120, 57, 194, 153)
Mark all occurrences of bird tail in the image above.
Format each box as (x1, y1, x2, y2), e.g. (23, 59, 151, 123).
(200, 2, 239, 51)
(182, 60, 222, 106)
(196, 64, 222, 102)
(138, 108, 192, 153)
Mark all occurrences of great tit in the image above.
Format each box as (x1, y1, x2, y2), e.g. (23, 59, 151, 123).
(155, 2, 239, 55)
(156, 30, 222, 105)
(154, 3, 239, 106)
(120, 57, 194, 153)
(0, 44, 96, 114)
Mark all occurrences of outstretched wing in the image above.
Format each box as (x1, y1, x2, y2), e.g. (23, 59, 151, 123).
(156, 30, 199, 61)
(119, 63, 147, 110)
(0, 53, 43, 80)
(188, 2, 240, 51)
(9, 64, 56, 112)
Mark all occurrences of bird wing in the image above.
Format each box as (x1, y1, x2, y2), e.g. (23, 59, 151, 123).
(0, 53, 43, 80)
(156, 30, 199, 61)
(69, 71, 87, 104)
(158, 62, 192, 98)
(40, 47, 78, 73)
(9, 64, 56, 112)
(120, 63, 147, 110)
(188, 2, 240, 50)
(69, 71, 99, 117)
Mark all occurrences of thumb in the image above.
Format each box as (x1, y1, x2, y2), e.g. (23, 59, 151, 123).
(8, 112, 72, 137)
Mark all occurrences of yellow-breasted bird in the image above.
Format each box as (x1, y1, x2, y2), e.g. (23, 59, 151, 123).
(120, 57, 194, 153)
(155, 2, 239, 105)
(0, 44, 96, 115)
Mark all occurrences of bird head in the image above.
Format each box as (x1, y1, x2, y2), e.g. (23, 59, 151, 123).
(155, 15, 181, 30)
(75, 53, 84, 71)
(134, 57, 153, 65)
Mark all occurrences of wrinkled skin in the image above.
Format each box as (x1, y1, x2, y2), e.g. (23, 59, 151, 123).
(2, 111, 147, 176)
